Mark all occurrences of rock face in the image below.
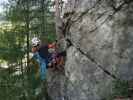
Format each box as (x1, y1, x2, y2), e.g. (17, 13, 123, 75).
(47, 0, 133, 100)
(46, 70, 66, 100)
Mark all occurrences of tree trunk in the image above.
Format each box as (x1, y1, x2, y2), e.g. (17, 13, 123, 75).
(41, 0, 46, 35)
(55, 0, 63, 40)
(26, 0, 30, 68)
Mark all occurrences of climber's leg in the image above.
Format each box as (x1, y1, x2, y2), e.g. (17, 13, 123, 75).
(40, 61, 47, 80)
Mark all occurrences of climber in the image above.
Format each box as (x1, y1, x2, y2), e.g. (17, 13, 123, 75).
(48, 42, 58, 70)
(31, 37, 52, 80)
(48, 40, 66, 71)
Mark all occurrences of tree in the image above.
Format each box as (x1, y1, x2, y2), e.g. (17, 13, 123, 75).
(55, 0, 63, 39)
(0, 0, 56, 99)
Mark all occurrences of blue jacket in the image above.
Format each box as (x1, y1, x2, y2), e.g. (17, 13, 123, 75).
(33, 52, 46, 80)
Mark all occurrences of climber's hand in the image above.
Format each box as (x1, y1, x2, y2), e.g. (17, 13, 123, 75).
(48, 63, 52, 67)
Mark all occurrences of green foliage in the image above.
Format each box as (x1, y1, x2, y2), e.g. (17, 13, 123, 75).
(0, 0, 56, 99)
(106, 80, 130, 100)
(0, 68, 23, 100)
(6, 0, 56, 40)
(48, 33, 57, 42)
(0, 28, 25, 62)
(42, 33, 56, 43)
(112, 80, 129, 97)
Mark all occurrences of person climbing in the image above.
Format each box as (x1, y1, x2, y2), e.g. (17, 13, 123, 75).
(48, 40, 66, 71)
(31, 37, 52, 100)
(31, 37, 52, 80)
(31, 37, 66, 77)
(48, 41, 58, 70)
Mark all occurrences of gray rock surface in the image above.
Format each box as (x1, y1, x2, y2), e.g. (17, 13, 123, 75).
(46, 70, 66, 100)
(64, 0, 133, 80)
(65, 47, 113, 100)
(46, 0, 133, 100)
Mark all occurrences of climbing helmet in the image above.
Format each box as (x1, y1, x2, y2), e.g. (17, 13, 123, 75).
(31, 37, 41, 47)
